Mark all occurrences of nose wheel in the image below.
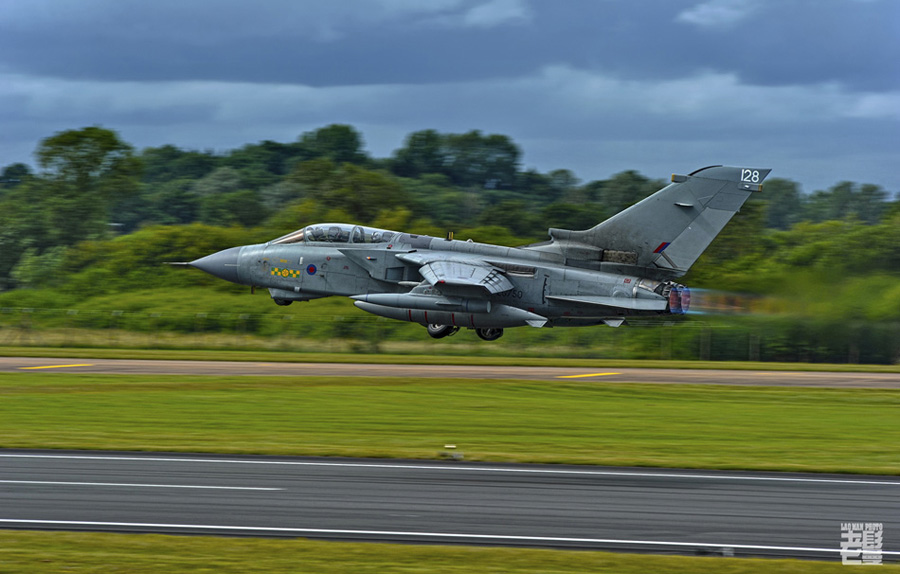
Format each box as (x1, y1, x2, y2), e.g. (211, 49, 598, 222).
(475, 328, 503, 341)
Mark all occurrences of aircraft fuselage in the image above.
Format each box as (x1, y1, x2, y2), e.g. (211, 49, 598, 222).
(187, 166, 769, 340)
(193, 229, 682, 331)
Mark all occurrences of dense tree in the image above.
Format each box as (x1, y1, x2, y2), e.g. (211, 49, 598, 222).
(146, 180, 200, 225)
(515, 169, 554, 201)
(141, 145, 218, 183)
(191, 166, 243, 197)
(761, 178, 803, 230)
(398, 174, 480, 227)
(851, 183, 889, 224)
(287, 157, 339, 195)
(686, 201, 768, 287)
(222, 140, 311, 190)
(587, 170, 663, 215)
(224, 140, 303, 177)
(108, 191, 151, 233)
(391, 129, 444, 178)
(10, 246, 66, 289)
(541, 202, 603, 231)
(322, 164, 408, 224)
(545, 169, 581, 203)
(391, 129, 520, 189)
(260, 179, 305, 210)
(804, 182, 889, 224)
(477, 200, 542, 237)
(199, 190, 269, 227)
(281, 159, 409, 224)
(0, 163, 32, 189)
(2, 123, 896, 310)
(299, 124, 367, 165)
(443, 131, 520, 189)
(0, 183, 48, 289)
(773, 216, 900, 275)
(37, 127, 140, 189)
(36, 127, 142, 245)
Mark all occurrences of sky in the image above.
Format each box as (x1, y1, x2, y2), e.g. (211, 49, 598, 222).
(1, 0, 897, 193)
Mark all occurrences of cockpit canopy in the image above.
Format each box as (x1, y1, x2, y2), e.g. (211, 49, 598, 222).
(270, 223, 400, 245)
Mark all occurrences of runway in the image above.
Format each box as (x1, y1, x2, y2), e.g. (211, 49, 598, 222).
(1, 450, 898, 560)
(3, 357, 900, 388)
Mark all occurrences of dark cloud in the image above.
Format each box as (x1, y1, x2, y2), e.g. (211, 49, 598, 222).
(0, 0, 896, 90)
(0, 0, 896, 193)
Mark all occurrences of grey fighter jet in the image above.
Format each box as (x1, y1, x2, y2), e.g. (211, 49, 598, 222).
(187, 165, 769, 341)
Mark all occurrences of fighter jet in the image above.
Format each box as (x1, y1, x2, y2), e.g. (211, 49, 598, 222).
(187, 165, 769, 341)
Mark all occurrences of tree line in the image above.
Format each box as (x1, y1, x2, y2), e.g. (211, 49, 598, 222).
(1, 125, 895, 292)
(0, 125, 898, 362)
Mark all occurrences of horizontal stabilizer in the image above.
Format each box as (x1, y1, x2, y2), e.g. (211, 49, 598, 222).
(547, 295, 668, 311)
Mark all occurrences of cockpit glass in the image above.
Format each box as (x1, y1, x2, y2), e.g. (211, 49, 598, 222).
(270, 228, 306, 245)
(271, 224, 399, 245)
(326, 226, 347, 242)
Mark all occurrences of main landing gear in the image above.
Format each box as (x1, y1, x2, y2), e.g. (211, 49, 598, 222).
(426, 324, 504, 341)
(427, 324, 459, 339)
(475, 328, 503, 341)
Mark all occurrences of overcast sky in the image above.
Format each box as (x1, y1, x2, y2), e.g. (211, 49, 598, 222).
(1, 0, 897, 193)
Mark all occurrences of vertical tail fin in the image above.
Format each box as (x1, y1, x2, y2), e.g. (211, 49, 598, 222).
(543, 166, 770, 277)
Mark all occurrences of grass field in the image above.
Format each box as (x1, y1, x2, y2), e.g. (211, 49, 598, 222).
(3, 367, 898, 572)
(3, 531, 895, 573)
(1, 373, 898, 473)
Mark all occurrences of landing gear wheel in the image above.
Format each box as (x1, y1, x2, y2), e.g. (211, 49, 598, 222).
(475, 328, 504, 341)
(427, 324, 459, 339)
(273, 298, 293, 306)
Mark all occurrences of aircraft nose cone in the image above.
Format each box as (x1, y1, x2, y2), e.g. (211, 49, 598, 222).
(189, 246, 243, 284)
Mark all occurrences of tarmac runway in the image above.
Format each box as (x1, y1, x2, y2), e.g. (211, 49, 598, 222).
(3, 356, 900, 388)
(1, 450, 898, 560)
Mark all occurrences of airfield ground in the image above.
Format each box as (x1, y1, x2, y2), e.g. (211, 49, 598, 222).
(1, 349, 898, 571)
(0, 371, 898, 472)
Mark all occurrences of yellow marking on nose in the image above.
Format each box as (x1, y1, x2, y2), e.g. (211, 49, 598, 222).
(557, 372, 621, 379)
(20, 364, 94, 370)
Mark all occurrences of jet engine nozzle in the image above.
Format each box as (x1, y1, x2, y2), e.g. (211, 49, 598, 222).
(666, 284, 691, 315)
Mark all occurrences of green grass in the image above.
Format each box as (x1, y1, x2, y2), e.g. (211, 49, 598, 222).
(1, 531, 893, 573)
(1, 373, 898, 473)
(3, 286, 900, 364)
(2, 345, 899, 372)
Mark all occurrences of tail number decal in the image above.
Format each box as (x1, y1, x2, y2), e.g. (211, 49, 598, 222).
(741, 169, 760, 183)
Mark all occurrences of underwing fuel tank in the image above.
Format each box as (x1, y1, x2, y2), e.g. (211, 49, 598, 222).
(353, 301, 547, 328)
(351, 293, 491, 314)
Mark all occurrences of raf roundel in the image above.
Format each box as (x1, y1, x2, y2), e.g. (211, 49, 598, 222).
(306, 264, 317, 276)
